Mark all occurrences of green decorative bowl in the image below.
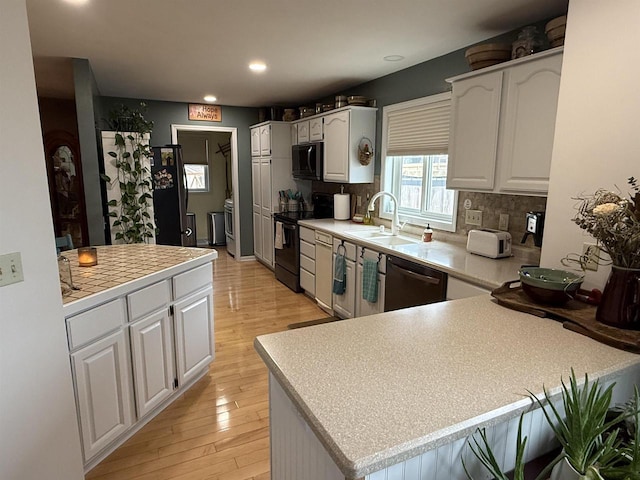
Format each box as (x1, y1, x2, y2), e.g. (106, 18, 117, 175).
(519, 267, 584, 305)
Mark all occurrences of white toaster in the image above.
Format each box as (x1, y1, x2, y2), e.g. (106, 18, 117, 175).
(466, 229, 512, 259)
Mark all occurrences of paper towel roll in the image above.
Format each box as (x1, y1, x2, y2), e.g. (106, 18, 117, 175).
(334, 193, 351, 220)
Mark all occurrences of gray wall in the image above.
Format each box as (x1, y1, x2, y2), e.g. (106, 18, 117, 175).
(100, 97, 259, 256)
(313, 21, 555, 174)
(73, 58, 104, 244)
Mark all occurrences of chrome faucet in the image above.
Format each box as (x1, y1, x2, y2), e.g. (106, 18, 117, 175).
(367, 191, 401, 235)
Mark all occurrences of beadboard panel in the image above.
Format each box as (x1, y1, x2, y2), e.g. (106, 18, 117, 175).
(270, 373, 344, 480)
(269, 369, 639, 480)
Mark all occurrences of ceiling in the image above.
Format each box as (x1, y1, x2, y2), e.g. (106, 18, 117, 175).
(27, 0, 568, 107)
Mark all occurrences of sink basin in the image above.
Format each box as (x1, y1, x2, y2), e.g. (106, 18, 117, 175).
(368, 236, 418, 246)
(344, 230, 391, 239)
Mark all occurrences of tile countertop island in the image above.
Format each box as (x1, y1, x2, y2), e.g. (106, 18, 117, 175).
(59, 244, 218, 469)
(298, 219, 536, 290)
(255, 296, 640, 480)
(60, 244, 217, 316)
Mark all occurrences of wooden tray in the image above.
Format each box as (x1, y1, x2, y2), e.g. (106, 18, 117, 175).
(491, 281, 640, 354)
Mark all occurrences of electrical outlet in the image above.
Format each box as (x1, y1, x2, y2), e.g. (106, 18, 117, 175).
(499, 214, 509, 231)
(582, 243, 600, 271)
(465, 209, 483, 226)
(356, 195, 362, 207)
(0, 252, 24, 287)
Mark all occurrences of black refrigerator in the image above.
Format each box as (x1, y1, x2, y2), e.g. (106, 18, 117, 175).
(151, 145, 195, 246)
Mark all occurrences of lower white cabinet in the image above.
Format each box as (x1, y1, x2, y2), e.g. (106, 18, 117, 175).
(314, 231, 333, 313)
(446, 276, 491, 300)
(66, 262, 215, 468)
(174, 286, 214, 386)
(299, 226, 316, 295)
(355, 246, 386, 317)
(332, 239, 356, 319)
(129, 309, 175, 417)
(71, 329, 134, 462)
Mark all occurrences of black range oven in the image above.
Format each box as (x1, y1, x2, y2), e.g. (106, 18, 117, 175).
(274, 193, 333, 292)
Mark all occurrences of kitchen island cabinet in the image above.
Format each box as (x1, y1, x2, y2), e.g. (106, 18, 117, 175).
(60, 244, 217, 472)
(255, 296, 640, 479)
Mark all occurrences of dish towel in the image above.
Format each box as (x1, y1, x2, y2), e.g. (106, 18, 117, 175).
(362, 257, 379, 303)
(274, 221, 284, 249)
(332, 246, 346, 295)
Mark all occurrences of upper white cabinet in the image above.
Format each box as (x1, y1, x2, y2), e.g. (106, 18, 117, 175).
(323, 107, 376, 183)
(447, 71, 503, 190)
(447, 48, 563, 195)
(250, 122, 291, 158)
(297, 120, 310, 144)
(309, 117, 323, 141)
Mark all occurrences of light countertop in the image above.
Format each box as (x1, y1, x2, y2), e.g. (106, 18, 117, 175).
(298, 219, 534, 290)
(60, 244, 217, 316)
(255, 296, 640, 478)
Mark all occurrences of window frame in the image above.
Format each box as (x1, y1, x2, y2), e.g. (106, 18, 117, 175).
(379, 93, 458, 232)
(184, 163, 210, 193)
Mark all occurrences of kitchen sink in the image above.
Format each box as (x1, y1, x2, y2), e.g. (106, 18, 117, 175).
(368, 235, 418, 246)
(344, 230, 392, 239)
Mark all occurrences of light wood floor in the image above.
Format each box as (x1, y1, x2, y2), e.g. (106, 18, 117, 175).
(86, 248, 325, 480)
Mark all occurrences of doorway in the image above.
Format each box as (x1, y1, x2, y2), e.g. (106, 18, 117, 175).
(171, 125, 239, 257)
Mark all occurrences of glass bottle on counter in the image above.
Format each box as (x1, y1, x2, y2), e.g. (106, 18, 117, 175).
(362, 193, 373, 225)
(58, 254, 75, 296)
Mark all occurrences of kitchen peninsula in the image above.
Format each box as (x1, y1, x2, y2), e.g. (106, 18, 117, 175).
(255, 296, 640, 480)
(60, 244, 217, 470)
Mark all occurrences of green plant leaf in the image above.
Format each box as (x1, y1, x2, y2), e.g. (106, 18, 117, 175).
(108, 151, 117, 158)
(115, 133, 125, 146)
(107, 199, 117, 207)
(108, 211, 117, 217)
(112, 220, 121, 227)
(100, 174, 112, 183)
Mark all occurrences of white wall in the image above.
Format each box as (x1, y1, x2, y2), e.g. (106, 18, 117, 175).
(540, 0, 640, 290)
(0, 1, 84, 479)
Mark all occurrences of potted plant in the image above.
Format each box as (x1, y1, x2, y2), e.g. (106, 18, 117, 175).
(463, 370, 639, 480)
(101, 103, 155, 244)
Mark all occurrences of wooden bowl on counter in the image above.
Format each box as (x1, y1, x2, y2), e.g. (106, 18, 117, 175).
(465, 43, 512, 70)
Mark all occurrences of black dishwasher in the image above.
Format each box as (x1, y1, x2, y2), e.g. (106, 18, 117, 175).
(384, 255, 447, 312)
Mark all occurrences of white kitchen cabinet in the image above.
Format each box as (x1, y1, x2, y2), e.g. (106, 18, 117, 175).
(291, 123, 298, 145)
(297, 120, 310, 144)
(259, 124, 271, 156)
(323, 107, 376, 183)
(446, 48, 563, 195)
(66, 259, 215, 469)
(174, 286, 214, 386)
(72, 329, 135, 462)
(447, 71, 503, 190)
(309, 117, 323, 141)
(299, 226, 315, 295)
(129, 309, 174, 418)
(497, 53, 562, 193)
(332, 239, 356, 319)
(446, 276, 491, 300)
(355, 246, 386, 317)
(250, 121, 296, 268)
(250, 127, 261, 156)
(314, 231, 333, 313)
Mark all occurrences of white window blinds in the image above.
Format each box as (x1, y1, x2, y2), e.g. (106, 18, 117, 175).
(385, 94, 451, 156)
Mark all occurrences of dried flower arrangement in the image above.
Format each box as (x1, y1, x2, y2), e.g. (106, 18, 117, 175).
(568, 177, 640, 269)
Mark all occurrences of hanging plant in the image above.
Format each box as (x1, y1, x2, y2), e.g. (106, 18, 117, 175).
(101, 103, 156, 244)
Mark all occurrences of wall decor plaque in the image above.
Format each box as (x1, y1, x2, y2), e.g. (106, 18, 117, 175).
(188, 104, 221, 122)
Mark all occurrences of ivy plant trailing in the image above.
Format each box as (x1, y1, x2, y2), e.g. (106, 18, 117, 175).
(101, 103, 155, 243)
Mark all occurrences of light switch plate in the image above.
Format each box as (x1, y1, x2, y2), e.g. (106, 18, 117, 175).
(0, 252, 24, 287)
(499, 214, 509, 231)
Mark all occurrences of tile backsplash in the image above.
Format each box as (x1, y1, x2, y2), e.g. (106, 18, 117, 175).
(310, 177, 546, 253)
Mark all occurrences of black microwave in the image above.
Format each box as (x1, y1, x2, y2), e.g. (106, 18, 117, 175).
(292, 142, 323, 180)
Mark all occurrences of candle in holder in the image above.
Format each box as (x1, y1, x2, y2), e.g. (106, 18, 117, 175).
(78, 247, 98, 267)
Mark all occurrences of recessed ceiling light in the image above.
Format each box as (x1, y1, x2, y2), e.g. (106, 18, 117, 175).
(63, 0, 89, 5)
(203, 95, 217, 103)
(249, 62, 267, 72)
(383, 55, 405, 62)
